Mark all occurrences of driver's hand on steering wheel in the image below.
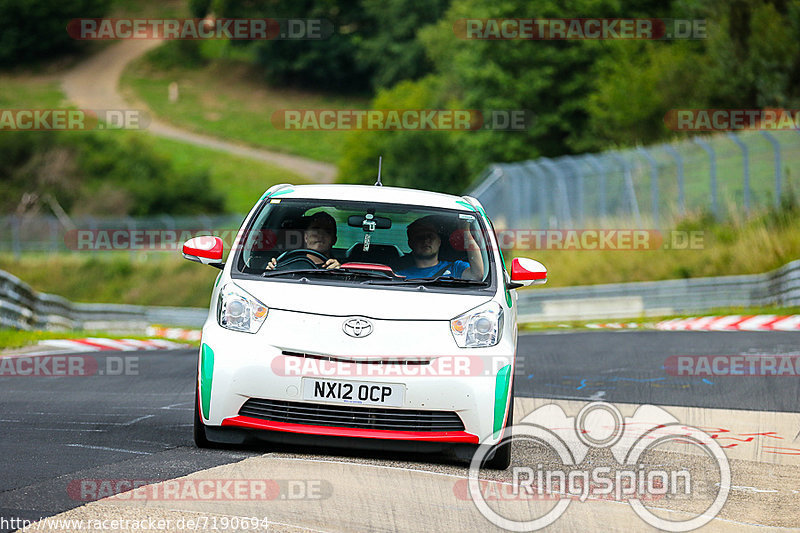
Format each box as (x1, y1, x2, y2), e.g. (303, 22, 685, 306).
(322, 258, 341, 269)
(265, 256, 339, 270)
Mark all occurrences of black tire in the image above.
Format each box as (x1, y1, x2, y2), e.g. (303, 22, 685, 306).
(482, 386, 514, 470)
(194, 382, 213, 448)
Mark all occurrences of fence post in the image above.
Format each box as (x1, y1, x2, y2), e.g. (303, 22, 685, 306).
(663, 145, 686, 216)
(582, 154, 607, 220)
(539, 158, 572, 228)
(637, 147, 659, 227)
(611, 154, 642, 226)
(760, 131, 782, 208)
(727, 133, 750, 214)
(49, 217, 59, 253)
(125, 217, 137, 259)
(692, 138, 717, 218)
(11, 216, 21, 260)
(524, 161, 548, 228)
(562, 158, 585, 226)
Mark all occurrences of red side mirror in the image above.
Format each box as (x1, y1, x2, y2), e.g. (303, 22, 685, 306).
(510, 257, 547, 286)
(182, 236, 224, 268)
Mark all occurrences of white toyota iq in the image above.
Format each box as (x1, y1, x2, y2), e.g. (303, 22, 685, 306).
(183, 183, 546, 469)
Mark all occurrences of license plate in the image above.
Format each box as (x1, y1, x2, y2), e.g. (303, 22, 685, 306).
(302, 378, 404, 407)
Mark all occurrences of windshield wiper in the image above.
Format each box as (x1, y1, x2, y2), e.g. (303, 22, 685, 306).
(363, 276, 486, 286)
(262, 268, 394, 279)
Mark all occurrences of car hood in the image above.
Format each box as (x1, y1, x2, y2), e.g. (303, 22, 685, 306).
(233, 278, 492, 320)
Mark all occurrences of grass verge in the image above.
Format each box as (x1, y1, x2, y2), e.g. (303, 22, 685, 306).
(121, 44, 367, 164)
(146, 135, 307, 213)
(0, 254, 218, 308)
(0, 74, 305, 214)
(513, 206, 800, 288)
(0, 328, 197, 350)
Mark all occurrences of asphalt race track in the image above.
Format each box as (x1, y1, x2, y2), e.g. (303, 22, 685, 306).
(516, 330, 800, 411)
(2, 330, 800, 532)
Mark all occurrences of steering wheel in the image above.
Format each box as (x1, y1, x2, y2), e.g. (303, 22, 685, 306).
(274, 248, 329, 269)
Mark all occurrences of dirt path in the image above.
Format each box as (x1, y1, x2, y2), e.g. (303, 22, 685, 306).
(61, 40, 336, 183)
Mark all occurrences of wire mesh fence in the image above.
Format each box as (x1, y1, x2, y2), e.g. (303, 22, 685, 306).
(3, 129, 800, 255)
(468, 130, 800, 230)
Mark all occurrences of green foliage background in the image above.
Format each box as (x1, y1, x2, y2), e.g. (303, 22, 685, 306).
(338, 0, 800, 193)
(0, 0, 110, 65)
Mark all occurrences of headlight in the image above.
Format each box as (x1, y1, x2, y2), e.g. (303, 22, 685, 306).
(450, 301, 504, 348)
(217, 284, 268, 333)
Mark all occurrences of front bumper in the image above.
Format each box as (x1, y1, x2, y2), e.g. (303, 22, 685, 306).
(199, 316, 515, 446)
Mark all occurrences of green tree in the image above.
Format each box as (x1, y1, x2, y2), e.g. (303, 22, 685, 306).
(579, 0, 800, 148)
(0, 0, 110, 65)
(356, 0, 450, 90)
(338, 77, 469, 192)
(214, 0, 374, 91)
(340, 0, 637, 193)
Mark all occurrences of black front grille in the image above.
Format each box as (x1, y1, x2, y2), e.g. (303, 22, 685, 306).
(239, 398, 465, 432)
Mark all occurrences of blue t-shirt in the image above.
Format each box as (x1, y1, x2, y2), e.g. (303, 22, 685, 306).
(397, 260, 470, 279)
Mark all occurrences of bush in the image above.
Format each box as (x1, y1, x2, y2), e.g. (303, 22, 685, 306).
(0, 0, 110, 66)
(0, 131, 226, 216)
(337, 77, 470, 193)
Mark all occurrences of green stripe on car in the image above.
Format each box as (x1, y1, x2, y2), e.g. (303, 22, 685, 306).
(493, 364, 512, 433)
(200, 343, 215, 420)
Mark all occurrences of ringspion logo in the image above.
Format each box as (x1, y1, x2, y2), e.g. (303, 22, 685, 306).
(468, 402, 730, 531)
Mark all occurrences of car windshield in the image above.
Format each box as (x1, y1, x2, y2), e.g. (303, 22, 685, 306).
(233, 198, 493, 285)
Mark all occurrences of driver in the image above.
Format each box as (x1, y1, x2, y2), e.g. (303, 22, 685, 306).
(396, 215, 484, 280)
(266, 211, 341, 270)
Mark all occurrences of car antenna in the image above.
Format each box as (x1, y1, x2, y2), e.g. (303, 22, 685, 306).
(374, 156, 383, 186)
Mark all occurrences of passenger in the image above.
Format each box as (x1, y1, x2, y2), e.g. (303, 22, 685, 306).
(396, 215, 484, 280)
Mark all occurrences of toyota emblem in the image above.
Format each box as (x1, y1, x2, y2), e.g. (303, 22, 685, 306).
(343, 318, 373, 338)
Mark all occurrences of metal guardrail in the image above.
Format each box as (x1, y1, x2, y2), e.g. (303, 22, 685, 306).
(0, 269, 207, 331)
(516, 259, 800, 322)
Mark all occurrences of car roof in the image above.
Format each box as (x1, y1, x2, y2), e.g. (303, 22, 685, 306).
(264, 184, 477, 211)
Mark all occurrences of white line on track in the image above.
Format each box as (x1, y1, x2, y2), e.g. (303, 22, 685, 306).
(160, 402, 193, 410)
(0, 415, 155, 426)
(29, 428, 105, 432)
(122, 414, 155, 426)
(66, 444, 151, 455)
